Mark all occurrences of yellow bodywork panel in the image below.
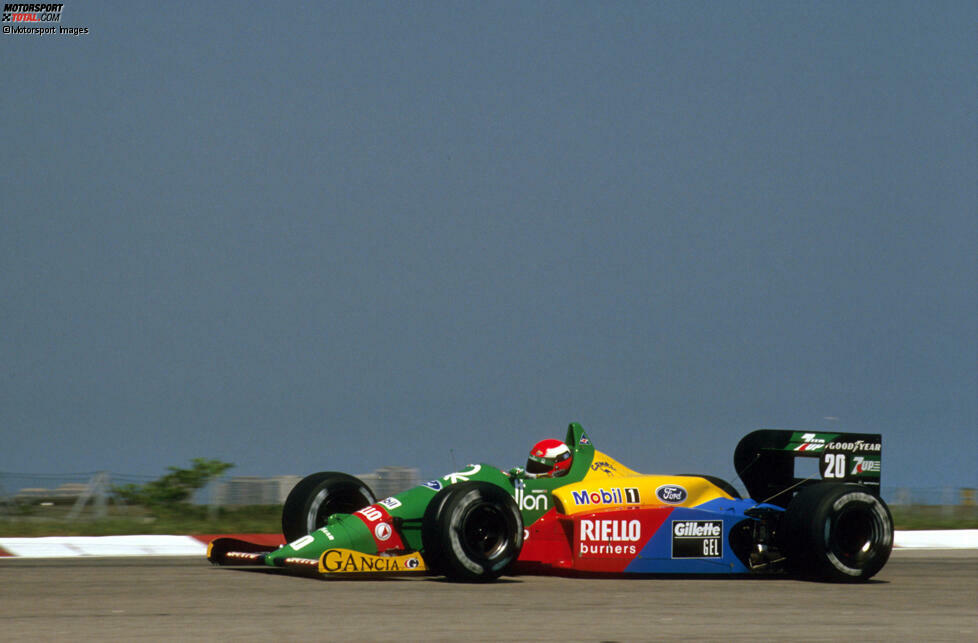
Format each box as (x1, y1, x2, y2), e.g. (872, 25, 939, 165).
(318, 548, 427, 575)
(583, 450, 643, 478)
(556, 452, 734, 516)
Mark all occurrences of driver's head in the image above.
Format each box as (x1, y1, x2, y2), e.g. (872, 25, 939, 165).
(525, 439, 572, 478)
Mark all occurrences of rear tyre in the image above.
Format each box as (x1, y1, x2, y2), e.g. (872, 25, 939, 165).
(422, 481, 523, 582)
(281, 472, 376, 542)
(781, 483, 893, 582)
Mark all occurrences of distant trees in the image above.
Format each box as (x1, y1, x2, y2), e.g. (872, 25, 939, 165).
(113, 458, 233, 508)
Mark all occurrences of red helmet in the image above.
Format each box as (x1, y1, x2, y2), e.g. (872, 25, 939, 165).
(525, 439, 572, 478)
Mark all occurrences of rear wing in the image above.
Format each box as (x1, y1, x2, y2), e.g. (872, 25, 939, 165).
(734, 430, 881, 507)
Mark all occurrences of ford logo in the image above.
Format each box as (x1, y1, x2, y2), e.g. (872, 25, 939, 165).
(656, 485, 688, 504)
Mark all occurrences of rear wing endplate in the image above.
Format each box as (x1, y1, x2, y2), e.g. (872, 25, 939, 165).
(734, 430, 882, 507)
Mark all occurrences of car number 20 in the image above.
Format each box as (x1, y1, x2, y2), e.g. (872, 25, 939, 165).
(822, 453, 847, 479)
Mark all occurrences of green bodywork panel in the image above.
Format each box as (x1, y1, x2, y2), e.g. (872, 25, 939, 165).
(265, 423, 596, 565)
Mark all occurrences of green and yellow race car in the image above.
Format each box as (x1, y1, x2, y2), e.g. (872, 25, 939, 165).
(208, 423, 892, 582)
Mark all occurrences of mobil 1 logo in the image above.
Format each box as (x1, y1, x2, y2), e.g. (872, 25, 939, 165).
(671, 520, 723, 558)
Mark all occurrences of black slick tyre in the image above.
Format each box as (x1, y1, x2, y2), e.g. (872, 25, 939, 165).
(418, 484, 457, 577)
(421, 481, 523, 582)
(781, 482, 893, 582)
(281, 472, 376, 542)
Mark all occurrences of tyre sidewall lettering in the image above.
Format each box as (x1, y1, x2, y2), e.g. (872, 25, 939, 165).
(448, 490, 486, 575)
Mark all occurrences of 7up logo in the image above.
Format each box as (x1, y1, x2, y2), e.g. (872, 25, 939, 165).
(851, 456, 881, 475)
(794, 432, 828, 451)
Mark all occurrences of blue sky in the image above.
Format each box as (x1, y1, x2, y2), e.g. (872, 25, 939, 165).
(2, 2, 975, 490)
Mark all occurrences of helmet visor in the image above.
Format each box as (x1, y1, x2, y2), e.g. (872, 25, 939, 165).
(526, 455, 554, 475)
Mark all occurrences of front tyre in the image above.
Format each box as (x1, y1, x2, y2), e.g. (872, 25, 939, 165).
(782, 483, 893, 582)
(422, 481, 523, 582)
(281, 472, 376, 542)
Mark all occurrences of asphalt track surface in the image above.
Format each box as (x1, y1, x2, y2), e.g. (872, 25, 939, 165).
(1, 551, 975, 641)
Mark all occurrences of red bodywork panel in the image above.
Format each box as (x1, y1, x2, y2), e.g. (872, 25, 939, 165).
(516, 506, 673, 574)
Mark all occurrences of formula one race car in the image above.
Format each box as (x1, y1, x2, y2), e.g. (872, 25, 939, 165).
(208, 423, 892, 582)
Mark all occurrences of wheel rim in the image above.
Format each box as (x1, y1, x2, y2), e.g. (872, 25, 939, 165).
(828, 504, 882, 569)
(460, 502, 509, 560)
